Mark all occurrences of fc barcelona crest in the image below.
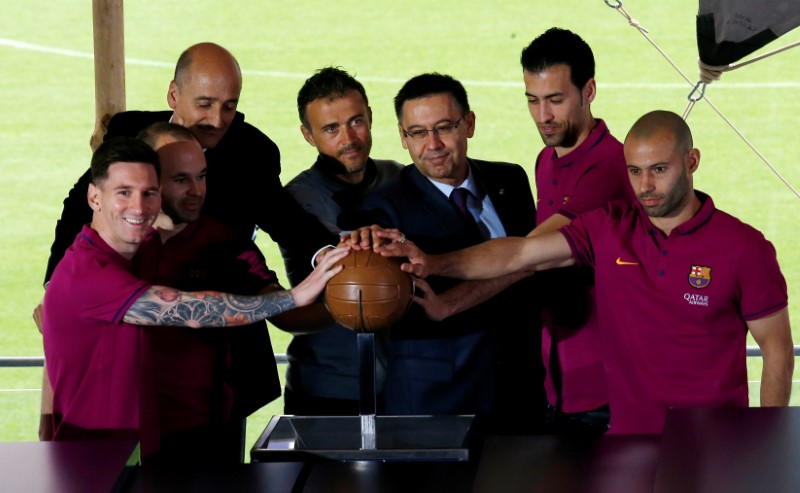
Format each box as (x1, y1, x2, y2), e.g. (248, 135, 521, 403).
(688, 265, 711, 289)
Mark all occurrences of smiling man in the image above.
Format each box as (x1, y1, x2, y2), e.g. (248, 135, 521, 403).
(380, 110, 794, 435)
(361, 73, 545, 432)
(134, 123, 335, 464)
(41, 136, 348, 461)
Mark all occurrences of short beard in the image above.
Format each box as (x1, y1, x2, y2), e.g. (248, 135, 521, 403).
(641, 171, 691, 218)
(341, 162, 366, 174)
(337, 145, 366, 173)
(325, 149, 366, 174)
(541, 126, 580, 149)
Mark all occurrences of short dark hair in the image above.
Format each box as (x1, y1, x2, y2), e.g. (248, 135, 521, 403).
(297, 67, 369, 128)
(393, 73, 470, 122)
(91, 136, 160, 185)
(520, 28, 595, 91)
(136, 122, 197, 150)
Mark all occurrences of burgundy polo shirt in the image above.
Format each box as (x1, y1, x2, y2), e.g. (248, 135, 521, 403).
(135, 216, 278, 435)
(535, 119, 630, 413)
(43, 226, 157, 453)
(561, 193, 787, 434)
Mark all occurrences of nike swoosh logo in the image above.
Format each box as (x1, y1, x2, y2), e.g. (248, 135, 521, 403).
(616, 257, 639, 266)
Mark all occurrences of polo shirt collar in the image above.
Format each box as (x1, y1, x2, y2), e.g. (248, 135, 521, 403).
(671, 191, 714, 235)
(79, 224, 144, 267)
(550, 119, 610, 167)
(163, 217, 203, 245)
(636, 190, 715, 237)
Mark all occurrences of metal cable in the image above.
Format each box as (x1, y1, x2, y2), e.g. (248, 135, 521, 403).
(604, 0, 800, 200)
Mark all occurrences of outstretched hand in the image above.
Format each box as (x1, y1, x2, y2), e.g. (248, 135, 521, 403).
(291, 246, 350, 307)
(375, 236, 431, 278)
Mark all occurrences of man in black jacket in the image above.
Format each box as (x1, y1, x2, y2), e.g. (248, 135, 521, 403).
(280, 67, 403, 416)
(43, 42, 335, 284)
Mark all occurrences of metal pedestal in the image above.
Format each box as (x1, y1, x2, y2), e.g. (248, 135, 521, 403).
(252, 333, 476, 462)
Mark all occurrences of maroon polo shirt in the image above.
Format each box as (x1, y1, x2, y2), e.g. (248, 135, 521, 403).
(535, 119, 630, 413)
(43, 226, 158, 454)
(136, 216, 278, 436)
(561, 193, 787, 434)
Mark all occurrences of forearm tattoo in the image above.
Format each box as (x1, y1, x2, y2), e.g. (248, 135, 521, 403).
(124, 287, 296, 328)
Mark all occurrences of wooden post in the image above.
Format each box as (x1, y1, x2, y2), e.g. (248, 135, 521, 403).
(90, 0, 125, 151)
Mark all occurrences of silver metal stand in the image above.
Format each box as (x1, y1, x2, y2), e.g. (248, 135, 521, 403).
(357, 332, 377, 450)
(250, 291, 477, 462)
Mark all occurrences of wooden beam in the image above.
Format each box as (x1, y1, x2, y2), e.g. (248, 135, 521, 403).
(90, 0, 125, 151)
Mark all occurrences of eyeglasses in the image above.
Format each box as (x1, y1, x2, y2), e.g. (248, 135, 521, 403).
(401, 117, 464, 141)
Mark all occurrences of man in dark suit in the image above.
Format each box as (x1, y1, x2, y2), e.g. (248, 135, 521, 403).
(43, 42, 335, 284)
(363, 73, 546, 433)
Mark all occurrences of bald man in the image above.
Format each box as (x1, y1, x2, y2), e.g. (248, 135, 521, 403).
(44, 42, 336, 284)
(136, 123, 283, 464)
(379, 110, 794, 435)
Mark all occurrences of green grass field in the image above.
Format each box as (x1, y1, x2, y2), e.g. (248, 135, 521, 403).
(2, 0, 800, 451)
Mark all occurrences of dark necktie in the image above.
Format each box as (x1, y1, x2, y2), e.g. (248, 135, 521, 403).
(450, 188, 476, 223)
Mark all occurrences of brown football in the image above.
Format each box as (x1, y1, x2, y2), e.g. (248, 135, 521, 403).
(324, 249, 414, 332)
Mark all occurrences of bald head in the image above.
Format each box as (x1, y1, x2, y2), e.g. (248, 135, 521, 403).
(174, 42, 242, 90)
(168, 42, 242, 149)
(624, 110, 701, 226)
(625, 110, 693, 155)
(137, 121, 197, 151)
(157, 138, 207, 225)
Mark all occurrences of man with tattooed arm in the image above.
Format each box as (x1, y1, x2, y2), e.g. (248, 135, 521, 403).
(41, 136, 348, 461)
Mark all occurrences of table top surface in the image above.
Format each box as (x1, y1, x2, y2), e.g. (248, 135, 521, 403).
(0, 440, 137, 493)
(9, 407, 800, 493)
(655, 407, 800, 493)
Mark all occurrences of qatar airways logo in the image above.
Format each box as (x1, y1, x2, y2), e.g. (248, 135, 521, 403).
(684, 293, 709, 307)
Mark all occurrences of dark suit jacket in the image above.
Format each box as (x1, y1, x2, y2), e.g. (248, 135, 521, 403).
(364, 159, 545, 430)
(44, 110, 336, 283)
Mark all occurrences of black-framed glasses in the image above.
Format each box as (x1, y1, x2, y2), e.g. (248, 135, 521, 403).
(401, 116, 464, 141)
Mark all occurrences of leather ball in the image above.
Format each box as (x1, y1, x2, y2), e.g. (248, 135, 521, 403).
(324, 249, 414, 332)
